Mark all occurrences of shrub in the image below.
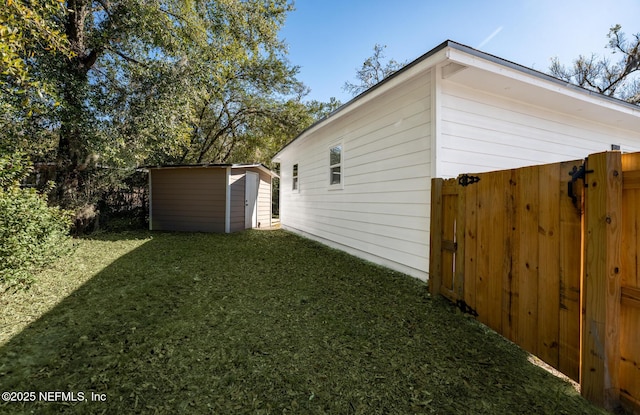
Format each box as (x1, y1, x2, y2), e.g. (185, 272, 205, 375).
(0, 153, 72, 291)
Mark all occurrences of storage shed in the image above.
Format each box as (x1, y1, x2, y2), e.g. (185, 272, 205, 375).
(272, 40, 640, 281)
(148, 164, 277, 233)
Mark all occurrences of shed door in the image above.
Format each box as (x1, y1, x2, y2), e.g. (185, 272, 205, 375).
(245, 171, 259, 228)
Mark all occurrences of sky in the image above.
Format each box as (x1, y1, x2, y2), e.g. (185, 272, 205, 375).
(278, 0, 640, 104)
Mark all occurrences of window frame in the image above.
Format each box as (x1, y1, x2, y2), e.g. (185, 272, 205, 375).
(292, 163, 299, 192)
(328, 143, 343, 189)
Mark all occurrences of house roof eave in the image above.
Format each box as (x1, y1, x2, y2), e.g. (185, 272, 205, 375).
(272, 40, 640, 163)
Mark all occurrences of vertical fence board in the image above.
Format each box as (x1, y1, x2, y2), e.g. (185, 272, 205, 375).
(621, 184, 640, 288)
(502, 170, 518, 342)
(620, 153, 640, 411)
(464, 179, 478, 311)
(454, 183, 466, 300)
(485, 172, 501, 331)
(487, 171, 508, 331)
(537, 163, 561, 368)
(474, 173, 491, 327)
(620, 303, 640, 410)
(558, 160, 583, 382)
(582, 151, 622, 410)
(442, 191, 456, 295)
(517, 166, 540, 355)
(429, 178, 443, 297)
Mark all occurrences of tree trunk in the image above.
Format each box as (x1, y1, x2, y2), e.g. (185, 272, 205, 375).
(54, 0, 99, 210)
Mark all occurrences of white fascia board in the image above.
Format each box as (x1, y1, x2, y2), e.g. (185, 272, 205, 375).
(230, 163, 279, 179)
(445, 47, 640, 119)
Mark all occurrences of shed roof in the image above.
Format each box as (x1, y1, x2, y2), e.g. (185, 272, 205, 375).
(142, 163, 279, 178)
(273, 39, 640, 161)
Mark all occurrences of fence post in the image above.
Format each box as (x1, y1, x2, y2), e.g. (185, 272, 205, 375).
(581, 151, 622, 410)
(454, 179, 466, 300)
(429, 178, 443, 296)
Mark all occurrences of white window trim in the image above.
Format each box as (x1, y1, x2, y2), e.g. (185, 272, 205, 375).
(292, 162, 299, 193)
(328, 142, 344, 190)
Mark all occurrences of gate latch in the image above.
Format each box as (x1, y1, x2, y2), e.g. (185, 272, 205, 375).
(567, 162, 593, 210)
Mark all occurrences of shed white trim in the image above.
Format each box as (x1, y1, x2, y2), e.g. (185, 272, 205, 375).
(225, 166, 231, 233)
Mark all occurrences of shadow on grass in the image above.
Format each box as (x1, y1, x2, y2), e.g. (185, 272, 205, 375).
(0, 230, 605, 414)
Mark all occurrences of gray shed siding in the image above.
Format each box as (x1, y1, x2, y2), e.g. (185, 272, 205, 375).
(150, 168, 226, 232)
(229, 171, 246, 232)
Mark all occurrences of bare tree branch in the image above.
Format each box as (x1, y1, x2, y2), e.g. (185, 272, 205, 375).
(549, 25, 640, 104)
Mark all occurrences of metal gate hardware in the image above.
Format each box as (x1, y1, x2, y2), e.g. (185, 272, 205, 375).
(456, 299, 479, 317)
(458, 174, 480, 187)
(567, 162, 593, 210)
(442, 240, 457, 252)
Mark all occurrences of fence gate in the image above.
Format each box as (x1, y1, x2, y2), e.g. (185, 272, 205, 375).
(430, 151, 640, 412)
(429, 178, 464, 303)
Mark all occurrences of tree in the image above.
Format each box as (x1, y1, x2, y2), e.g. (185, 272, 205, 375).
(305, 97, 342, 120)
(343, 44, 406, 96)
(3, 0, 303, 213)
(172, 17, 309, 165)
(48, 0, 212, 209)
(550, 25, 640, 104)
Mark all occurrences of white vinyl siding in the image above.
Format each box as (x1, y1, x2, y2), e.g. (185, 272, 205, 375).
(275, 43, 640, 284)
(278, 71, 432, 280)
(437, 81, 640, 178)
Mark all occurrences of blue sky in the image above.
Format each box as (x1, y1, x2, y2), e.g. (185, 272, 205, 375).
(279, 0, 640, 103)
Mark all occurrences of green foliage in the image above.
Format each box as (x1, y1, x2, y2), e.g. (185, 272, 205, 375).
(0, 0, 70, 90)
(0, 0, 71, 174)
(0, 153, 72, 291)
(0, 152, 32, 189)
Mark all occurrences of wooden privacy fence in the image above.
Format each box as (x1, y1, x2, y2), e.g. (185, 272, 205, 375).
(430, 151, 640, 413)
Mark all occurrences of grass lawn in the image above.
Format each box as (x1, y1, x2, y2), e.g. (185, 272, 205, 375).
(0, 230, 606, 414)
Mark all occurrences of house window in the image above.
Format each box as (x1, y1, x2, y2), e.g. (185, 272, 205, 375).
(292, 163, 299, 191)
(329, 145, 342, 185)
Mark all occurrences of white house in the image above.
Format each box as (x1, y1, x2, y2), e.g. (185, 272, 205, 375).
(272, 40, 640, 281)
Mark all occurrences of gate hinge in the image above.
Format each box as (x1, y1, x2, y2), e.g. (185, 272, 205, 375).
(442, 240, 457, 252)
(458, 174, 480, 187)
(456, 299, 479, 317)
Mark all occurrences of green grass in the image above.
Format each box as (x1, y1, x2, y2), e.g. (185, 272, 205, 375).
(0, 230, 606, 414)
